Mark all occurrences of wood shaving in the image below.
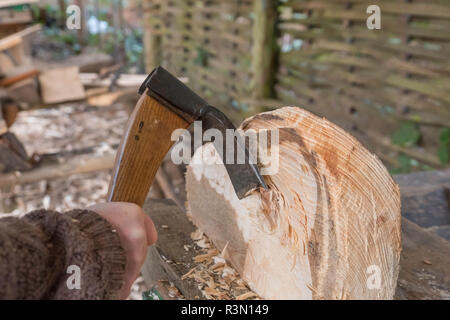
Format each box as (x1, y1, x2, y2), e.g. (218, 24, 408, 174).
(190, 229, 203, 241)
(236, 292, 259, 300)
(423, 259, 432, 265)
(183, 228, 259, 300)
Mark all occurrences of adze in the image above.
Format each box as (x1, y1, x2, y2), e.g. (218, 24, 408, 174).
(107, 66, 267, 206)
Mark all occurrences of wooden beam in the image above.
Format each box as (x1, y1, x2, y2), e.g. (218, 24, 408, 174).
(0, 24, 41, 52)
(86, 88, 136, 107)
(79, 73, 188, 88)
(0, 153, 114, 187)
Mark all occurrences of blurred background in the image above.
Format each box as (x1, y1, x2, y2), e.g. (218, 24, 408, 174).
(3, 1, 446, 170)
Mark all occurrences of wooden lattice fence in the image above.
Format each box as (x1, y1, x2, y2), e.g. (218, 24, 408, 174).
(143, 0, 450, 171)
(276, 0, 450, 171)
(143, 0, 256, 121)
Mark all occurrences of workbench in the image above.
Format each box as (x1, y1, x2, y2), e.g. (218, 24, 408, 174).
(142, 169, 450, 300)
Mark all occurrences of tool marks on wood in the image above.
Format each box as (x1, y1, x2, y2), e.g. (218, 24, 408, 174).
(186, 106, 401, 299)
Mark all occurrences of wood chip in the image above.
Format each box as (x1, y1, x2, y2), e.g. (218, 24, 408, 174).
(236, 292, 258, 300)
(423, 259, 432, 265)
(207, 278, 216, 289)
(211, 262, 225, 271)
(195, 238, 210, 249)
(191, 229, 203, 241)
(193, 253, 212, 263)
(204, 287, 221, 297)
(181, 267, 197, 280)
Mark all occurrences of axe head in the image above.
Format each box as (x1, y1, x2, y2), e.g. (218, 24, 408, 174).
(108, 67, 267, 206)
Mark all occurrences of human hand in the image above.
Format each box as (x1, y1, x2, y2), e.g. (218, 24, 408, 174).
(88, 202, 157, 299)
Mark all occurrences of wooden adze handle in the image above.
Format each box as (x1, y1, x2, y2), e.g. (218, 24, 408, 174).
(107, 93, 189, 206)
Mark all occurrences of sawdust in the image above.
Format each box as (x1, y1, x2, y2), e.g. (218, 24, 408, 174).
(1, 102, 127, 215)
(183, 228, 260, 300)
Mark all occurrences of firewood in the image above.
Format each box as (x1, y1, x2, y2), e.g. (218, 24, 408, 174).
(0, 24, 40, 52)
(0, 152, 114, 187)
(186, 106, 401, 300)
(86, 88, 136, 107)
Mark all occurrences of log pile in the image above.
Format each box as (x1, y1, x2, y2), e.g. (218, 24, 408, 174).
(186, 106, 402, 299)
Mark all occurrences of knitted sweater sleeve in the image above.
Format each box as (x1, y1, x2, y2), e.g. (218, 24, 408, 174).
(0, 209, 126, 300)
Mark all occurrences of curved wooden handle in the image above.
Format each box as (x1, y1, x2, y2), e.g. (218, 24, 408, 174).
(107, 93, 190, 206)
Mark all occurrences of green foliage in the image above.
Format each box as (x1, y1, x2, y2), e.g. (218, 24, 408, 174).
(389, 153, 431, 175)
(124, 30, 144, 65)
(41, 28, 81, 56)
(398, 153, 413, 171)
(30, 4, 40, 19)
(381, 105, 394, 114)
(438, 127, 450, 164)
(11, 5, 28, 11)
(194, 48, 209, 67)
(142, 289, 162, 300)
(41, 3, 63, 22)
(391, 122, 421, 147)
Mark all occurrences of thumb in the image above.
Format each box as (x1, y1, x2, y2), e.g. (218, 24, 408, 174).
(143, 214, 158, 245)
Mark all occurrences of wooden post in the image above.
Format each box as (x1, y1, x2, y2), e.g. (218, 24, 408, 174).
(143, 0, 162, 72)
(250, 0, 278, 111)
(58, 0, 67, 28)
(75, 0, 87, 47)
(94, 0, 102, 49)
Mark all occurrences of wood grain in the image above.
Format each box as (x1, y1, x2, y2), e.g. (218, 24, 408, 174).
(108, 93, 189, 206)
(140, 198, 449, 300)
(186, 106, 401, 299)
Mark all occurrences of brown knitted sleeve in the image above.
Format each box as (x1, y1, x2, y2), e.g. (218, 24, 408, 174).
(0, 209, 126, 300)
